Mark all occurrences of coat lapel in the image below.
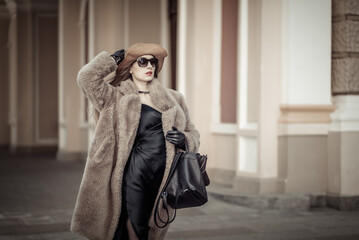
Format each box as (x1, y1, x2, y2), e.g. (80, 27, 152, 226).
(116, 81, 141, 167)
(149, 78, 174, 112)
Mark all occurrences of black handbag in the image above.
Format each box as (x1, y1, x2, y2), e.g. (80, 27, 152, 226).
(154, 141, 210, 228)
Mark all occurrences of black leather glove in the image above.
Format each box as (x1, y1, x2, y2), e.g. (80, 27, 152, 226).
(111, 49, 125, 65)
(166, 126, 186, 150)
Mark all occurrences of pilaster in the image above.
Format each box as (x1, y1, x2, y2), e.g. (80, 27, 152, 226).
(0, 7, 10, 148)
(234, 0, 282, 194)
(57, 0, 83, 161)
(328, 0, 359, 208)
(264, 0, 332, 195)
(328, 96, 359, 196)
(5, 0, 18, 153)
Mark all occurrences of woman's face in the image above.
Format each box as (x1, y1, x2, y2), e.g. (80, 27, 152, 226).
(130, 54, 157, 83)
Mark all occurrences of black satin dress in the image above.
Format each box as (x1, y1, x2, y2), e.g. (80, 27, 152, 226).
(113, 104, 166, 240)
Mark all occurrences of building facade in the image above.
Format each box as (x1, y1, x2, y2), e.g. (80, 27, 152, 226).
(0, 0, 358, 209)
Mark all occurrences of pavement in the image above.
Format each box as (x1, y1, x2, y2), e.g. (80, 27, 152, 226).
(1, 153, 359, 240)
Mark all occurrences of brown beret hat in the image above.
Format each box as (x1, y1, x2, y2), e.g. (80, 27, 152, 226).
(118, 43, 168, 73)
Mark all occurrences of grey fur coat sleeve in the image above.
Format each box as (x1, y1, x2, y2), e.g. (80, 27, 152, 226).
(77, 51, 117, 111)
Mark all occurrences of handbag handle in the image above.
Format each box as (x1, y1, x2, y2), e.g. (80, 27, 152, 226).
(184, 139, 189, 152)
(176, 138, 189, 153)
(154, 192, 177, 228)
(154, 152, 183, 228)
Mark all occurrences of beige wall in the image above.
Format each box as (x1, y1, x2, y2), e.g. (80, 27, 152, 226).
(129, 0, 161, 46)
(207, 134, 236, 185)
(92, 0, 162, 55)
(0, 17, 9, 145)
(220, 0, 237, 123)
(92, 0, 124, 54)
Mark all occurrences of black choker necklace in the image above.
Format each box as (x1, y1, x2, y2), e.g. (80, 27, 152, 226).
(138, 91, 150, 94)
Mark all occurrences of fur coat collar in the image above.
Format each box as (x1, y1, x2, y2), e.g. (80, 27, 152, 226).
(118, 77, 174, 112)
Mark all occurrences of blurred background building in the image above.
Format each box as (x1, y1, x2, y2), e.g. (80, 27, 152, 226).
(0, 0, 358, 210)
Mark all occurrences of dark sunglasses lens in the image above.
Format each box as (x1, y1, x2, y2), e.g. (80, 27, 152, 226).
(137, 58, 148, 67)
(149, 58, 158, 67)
(137, 58, 158, 67)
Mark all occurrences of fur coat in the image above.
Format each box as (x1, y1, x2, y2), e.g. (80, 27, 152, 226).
(70, 51, 200, 240)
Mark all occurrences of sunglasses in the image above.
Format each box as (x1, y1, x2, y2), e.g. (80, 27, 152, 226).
(136, 57, 158, 67)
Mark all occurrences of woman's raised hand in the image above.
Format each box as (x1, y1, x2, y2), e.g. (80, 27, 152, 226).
(111, 49, 125, 65)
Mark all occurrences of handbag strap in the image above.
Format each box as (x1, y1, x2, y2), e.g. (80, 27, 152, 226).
(174, 138, 189, 153)
(184, 139, 189, 152)
(154, 151, 184, 228)
(154, 192, 177, 228)
(154, 139, 191, 228)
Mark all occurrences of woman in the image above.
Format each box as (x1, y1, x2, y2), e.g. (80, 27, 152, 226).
(70, 43, 200, 240)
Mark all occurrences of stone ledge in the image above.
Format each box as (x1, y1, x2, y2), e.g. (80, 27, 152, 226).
(208, 184, 359, 211)
(327, 195, 359, 211)
(207, 184, 310, 211)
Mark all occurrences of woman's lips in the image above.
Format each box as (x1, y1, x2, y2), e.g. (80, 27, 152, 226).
(146, 71, 152, 75)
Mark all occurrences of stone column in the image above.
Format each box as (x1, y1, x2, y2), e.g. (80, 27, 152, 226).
(328, 0, 359, 210)
(160, 0, 171, 88)
(277, 0, 333, 195)
(233, 0, 283, 194)
(5, 0, 18, 153)
(57, 0, 83, 161)
(0, 6, 10, 148)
